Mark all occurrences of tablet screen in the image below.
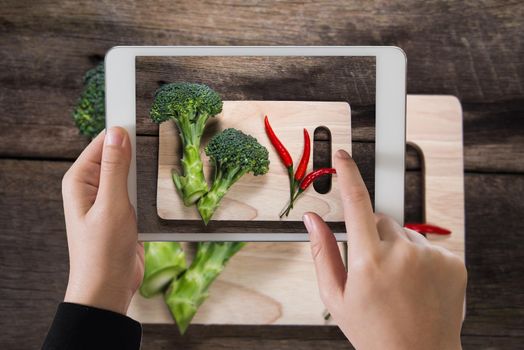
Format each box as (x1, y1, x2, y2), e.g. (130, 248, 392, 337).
(135, 56, 375, 235)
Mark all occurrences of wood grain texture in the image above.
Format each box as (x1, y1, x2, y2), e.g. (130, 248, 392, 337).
(157, 101, 351, 222)
(407, 96, 465, 259)
(1, 0, 521, 102)
(129, 242, 342, 326)
(1, 0, 523, 348)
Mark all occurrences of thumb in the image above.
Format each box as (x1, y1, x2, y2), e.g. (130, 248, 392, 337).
(303, 212, 347, 308)
(97, 127, 131, 205)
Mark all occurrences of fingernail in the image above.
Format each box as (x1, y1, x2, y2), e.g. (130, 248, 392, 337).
(106, 127, 124, 146)
(303, 213, 313, 233)
(336, 150, 350, 159)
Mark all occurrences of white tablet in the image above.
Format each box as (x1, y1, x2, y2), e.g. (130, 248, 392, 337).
(105, 46, 406, 241)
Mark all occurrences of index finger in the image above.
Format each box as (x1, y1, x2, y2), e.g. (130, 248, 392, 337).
(334, 150, 380, 256)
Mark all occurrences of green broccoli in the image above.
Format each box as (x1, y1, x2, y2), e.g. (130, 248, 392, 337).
(150, 83, 223, 206)
(139, 242, 187, 298)
(72, 63, 105, 138)
(197, 128, 270, 224)
(164, 241, 245, 334)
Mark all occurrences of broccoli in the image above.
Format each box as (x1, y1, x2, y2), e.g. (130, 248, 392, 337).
(150, 82, 223, 206)
(197, 128, 270, 224)
(72, 63, 105, 138)
(139, 242, 187, 298)
(164, 241, 245, 334)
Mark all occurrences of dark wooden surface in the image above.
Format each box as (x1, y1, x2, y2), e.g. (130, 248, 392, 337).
(1, 1, 523, 349)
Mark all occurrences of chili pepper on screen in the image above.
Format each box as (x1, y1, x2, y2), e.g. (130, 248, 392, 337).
(294, 128, 311, 190)
(264, 116, 295, 204)
(264, 116, 337, 217)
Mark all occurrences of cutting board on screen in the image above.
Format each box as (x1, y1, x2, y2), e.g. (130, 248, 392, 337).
(157, 101, 351, 222)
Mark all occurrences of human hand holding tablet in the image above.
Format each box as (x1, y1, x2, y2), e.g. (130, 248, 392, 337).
(61, 128, 144, 315)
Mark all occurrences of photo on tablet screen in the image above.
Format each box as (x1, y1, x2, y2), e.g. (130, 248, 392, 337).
(135, 56, 375, 235)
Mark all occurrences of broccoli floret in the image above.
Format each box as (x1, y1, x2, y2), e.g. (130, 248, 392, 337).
(197, 128, 270, 224)
(150, 82, 223, 206)
(72, 63, 105, 138)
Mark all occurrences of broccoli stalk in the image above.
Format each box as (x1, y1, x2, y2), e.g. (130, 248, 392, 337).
(197, 166, 248, 224)
(197, 128, 270, 224)
(164, 241, 245, 334)
(150, 83, 223, 206)
(139, 242, 187, 298)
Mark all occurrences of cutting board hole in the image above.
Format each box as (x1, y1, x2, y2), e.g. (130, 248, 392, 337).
(313, 126, 332, 194)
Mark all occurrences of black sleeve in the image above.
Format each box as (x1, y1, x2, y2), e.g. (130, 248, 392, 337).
(42, 302, 142, 350)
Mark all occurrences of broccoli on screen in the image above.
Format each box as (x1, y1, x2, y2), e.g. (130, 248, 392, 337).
(197, 128, 270, 224)
(150, 82, 223, 206)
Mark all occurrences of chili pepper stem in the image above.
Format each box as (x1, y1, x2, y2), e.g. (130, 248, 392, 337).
(279, 190, 302, 218)
(282, 168, 337, 217)
(279, 201, 291, 218)
(287, 166, 295, 209)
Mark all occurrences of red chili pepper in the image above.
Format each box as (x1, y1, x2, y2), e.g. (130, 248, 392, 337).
(294, 128, 311, 184)
(404, 223, 452, 235)
(280, 168, 337, 217)
(264, 116, 292, 168)
(299, 168, 336, 191)
(265, 115, 295, 205)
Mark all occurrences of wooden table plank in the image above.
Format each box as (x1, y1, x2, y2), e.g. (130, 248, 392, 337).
(1, 0, 522, 103)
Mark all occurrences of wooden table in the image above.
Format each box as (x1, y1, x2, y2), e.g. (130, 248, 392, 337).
(1, 1, 523, 349)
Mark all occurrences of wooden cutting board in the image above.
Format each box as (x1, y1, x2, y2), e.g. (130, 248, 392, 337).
(157, 101, 351, 222)
(406, 95, 465, 260)
(128, 95, 464, 326)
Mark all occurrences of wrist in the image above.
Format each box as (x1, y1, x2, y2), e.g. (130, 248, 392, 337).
(64, 279, 132, 315)
(380, 334, 462, 350)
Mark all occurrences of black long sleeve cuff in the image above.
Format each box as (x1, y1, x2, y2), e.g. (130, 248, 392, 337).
(42, 302, 142, 350)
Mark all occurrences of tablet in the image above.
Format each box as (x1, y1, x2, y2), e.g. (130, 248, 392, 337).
(105, 46, 406, 241)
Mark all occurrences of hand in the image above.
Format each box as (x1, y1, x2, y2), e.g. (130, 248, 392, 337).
(303, 150, 466, 350)
(62, 127, 144, 315)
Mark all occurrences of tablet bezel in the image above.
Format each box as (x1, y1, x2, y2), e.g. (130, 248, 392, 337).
(105, 46, 406, 241)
